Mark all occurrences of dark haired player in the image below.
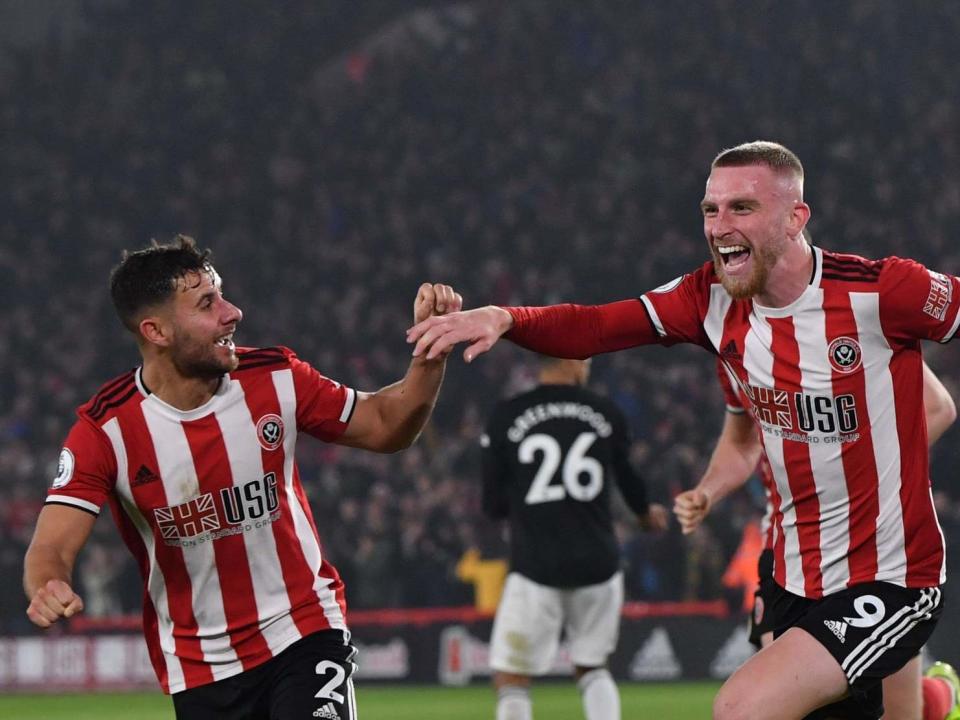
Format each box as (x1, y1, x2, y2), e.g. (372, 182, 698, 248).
(482, 357, 667, 720)
(25, 235, 461, 720)
(409, 141, 956, 719)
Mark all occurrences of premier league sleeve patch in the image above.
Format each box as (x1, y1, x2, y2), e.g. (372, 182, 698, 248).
(52, 448, 75, 489)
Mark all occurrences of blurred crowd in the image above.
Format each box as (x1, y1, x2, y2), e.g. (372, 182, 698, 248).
(2, 0, 960, 632)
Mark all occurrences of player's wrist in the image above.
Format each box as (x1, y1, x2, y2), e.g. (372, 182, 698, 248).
(493, 306, 515, 334)
(697, 486, 714, 512)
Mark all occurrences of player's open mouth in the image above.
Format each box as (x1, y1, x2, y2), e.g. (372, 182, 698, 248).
(716, 244, 751, 272)
(215, 333, 235, 351)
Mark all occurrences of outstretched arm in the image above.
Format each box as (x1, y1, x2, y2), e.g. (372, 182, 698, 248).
(407, 299, 658, 363)
(922, 360, 956, 446)
(24, 504, 96, 627)
(338, 283, 462, 453)
(673, 410, 762, 535)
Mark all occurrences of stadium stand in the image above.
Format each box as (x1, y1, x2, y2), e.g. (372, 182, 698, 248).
(1, 1, 959, 636)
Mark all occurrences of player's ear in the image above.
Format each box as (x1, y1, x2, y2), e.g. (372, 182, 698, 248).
(139, 314, 173, 348)
(788, 202, 811, 238)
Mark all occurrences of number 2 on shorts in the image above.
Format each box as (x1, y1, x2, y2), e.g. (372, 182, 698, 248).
(314, 660, 346, 703)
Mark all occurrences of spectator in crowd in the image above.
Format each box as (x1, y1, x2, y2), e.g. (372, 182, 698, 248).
(2, 1, 959, 625)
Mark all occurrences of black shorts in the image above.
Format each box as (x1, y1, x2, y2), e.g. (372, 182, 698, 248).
(769, 581, 943, 720)
(172, 630, 358, 720)
(748, 548, 776, 649)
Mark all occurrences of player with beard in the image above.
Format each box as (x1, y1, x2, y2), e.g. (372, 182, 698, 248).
(407, 142, 957, 719)
(675, 356, 959, 720)
(24, 235, 461, 720)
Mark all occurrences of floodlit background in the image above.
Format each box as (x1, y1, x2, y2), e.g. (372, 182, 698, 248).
(1, 1, 959, 717)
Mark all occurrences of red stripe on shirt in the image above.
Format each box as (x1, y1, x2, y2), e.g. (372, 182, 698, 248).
(121, 404, 214, 689)
(769, 316, 824, 598)
(716, 303, 787, 568)
(105, 489, 169, 692)
(181, 415, 271, 669)
(293, 470, 348, 621)
(822, 286, 880, 585)
(237, 373, 331, 636)
(890, 350, 944, 585)
(757, 455, 776, 551)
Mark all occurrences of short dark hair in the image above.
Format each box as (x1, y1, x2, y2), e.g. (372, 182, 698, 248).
(110, 234, 213, 332)
(712, 141, 804, 181)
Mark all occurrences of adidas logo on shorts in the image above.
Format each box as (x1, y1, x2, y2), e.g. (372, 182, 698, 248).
(313, 702, 339, 719)
(823, 619, 848, 644)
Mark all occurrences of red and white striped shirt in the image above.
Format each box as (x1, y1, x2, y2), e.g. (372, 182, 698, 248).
(505, 247, 957, 599)
(47, 346, 357, 693)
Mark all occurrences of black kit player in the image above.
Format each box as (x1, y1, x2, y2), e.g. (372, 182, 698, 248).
(480, 356, 668, 720)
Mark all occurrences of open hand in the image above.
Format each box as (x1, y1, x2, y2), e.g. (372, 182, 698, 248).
(407, 305, 514, 362)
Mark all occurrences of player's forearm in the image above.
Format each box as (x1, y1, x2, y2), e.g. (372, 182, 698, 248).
(371, 356, 447, 452)
(927, 403, 955, 446)
(504, 300, 657, 359)
(23, 544, 73, 599)
(696, 444, 762, 507)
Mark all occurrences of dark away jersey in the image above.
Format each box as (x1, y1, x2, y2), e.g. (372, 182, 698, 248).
(480, 384, 648, 588)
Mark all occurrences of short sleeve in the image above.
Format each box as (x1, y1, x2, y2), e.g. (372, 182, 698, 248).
(879, 257, 960, 344)
(716, 358, 746, 413)
(639, 263, 715, 348)
(290, 355, 357, 442)
(46, 417, 118, 516)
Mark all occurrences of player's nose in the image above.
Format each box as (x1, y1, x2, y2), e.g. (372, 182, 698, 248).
(224, 300, 243, 324)
(710, 210, 733, 239)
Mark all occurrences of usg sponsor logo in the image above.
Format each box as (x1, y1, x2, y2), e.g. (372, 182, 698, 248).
(154, 473, 280, 544)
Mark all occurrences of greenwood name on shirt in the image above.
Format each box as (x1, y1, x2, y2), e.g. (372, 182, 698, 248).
(47, 346, 357, 694)
(480, 384, 649, 588)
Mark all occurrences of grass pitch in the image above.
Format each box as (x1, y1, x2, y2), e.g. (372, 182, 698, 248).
(0, 681, 720, 719)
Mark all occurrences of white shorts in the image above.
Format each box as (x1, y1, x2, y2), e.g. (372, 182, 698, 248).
(489, 571, 623, 676)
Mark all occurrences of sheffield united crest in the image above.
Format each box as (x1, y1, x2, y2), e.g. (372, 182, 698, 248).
(828, 337, 862, 374)
(256, 414, 285, 451)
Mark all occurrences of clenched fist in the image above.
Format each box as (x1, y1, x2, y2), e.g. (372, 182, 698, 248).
(413, 283, 463, 326)
(26, 579, 84, 628)
(673, 489, 712, 535)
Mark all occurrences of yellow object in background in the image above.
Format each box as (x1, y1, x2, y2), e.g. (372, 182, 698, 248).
(456, 548, 508, 613)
